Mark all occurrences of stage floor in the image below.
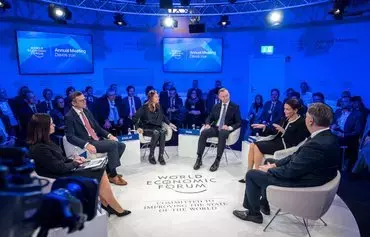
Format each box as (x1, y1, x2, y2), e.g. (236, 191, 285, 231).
(110, 147, 360, 237)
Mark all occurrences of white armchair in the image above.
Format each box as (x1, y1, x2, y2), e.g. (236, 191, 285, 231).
(62, 136, 106, 160)
(200, 126, 241, 164)
(264, 171, 341, 236)
(138, 123, 173, 161)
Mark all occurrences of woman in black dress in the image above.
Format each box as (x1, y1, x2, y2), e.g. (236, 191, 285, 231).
(28, 113, 130, 217)
(133, 90, 177, 165)
(185, 89, 205, 128)
(248, 98, 310, 170)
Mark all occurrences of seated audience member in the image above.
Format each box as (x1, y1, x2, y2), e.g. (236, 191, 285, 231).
(336, 90, 351, 108)
(159, 81, 173, 113)
(50, 96, 67, 136)
(247, 94, 264, 127)
(85, 86, 98, 116)
(259, 89, 283, 132)
(233, 103, 340, 224)
(65, 91, 127, 186)
(64, 86, 76, 112)
(132, 90, 177, 165)
(18, 91, 39, 140)
(352, 96, 369, 128)
(331, 96, 363, 170)
(13, 86, 30, 117)
(243, 99, 309, 179)
(300, 81, 312, 105)
(166, 87, 183, 127)
(290, 91, 307, 116)
(97, 88, 125, 136)
(194, 88, 241, 172)
(109, 84, 123, 105)
(283, 88, 295, 104)
(206, 80, 223, 114)
(185, 88, 205, 128)
(187, 79, 203, 99)
(28, 114, 131, 217)
(0, 112, 16, 146)
(123, 85, 142, 133)
(0, 88, 19, 134)
(312, 92, 325, 104)
(38, 88, 54, 114)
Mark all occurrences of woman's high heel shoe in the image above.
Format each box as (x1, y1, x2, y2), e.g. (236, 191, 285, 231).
(101, 204, 131, 217)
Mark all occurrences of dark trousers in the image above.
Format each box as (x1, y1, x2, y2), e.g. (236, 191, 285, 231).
(89, 139, 125, 177)
(144, 127, 166, 157)
(197, 127, 231, 159)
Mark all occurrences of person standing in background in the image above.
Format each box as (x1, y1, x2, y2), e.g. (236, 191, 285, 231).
(123, 85, 142, 133)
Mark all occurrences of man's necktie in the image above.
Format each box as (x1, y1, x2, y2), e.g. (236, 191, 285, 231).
(130, 97, 135, 115)
(219, 104, 227, 130)
(111, 102, 119, 124)
(80, 111, 99, 140)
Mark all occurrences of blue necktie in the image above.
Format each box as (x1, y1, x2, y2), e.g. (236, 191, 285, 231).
(219, 104, 227, 130)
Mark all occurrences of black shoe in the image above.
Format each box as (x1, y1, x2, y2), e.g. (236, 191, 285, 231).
(210, 159, 220, 172)
(238, 179, 246, 183)
(193, 158, 202, 170)
(233, 210, 263, 224)
(149, 155, 156, 165)
(102, 204, 131, 217)
(158, 156, 166, 165)
(260, 202, 270, 215)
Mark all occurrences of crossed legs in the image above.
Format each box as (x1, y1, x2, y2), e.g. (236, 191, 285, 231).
(248, 143, 265, 170)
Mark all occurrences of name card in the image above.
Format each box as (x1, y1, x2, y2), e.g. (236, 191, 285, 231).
(179, 128, 200, 136)
(118, 134, 139, 141)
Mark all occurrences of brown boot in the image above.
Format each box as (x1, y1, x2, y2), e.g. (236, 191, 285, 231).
(109, 176, 128, 186)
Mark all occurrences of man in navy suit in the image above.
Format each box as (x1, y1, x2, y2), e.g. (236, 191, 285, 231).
(194, 88, 241, 172)
(233, 103, 340, 224)
(206, 80, 222, 114)
(38, 88, 54, 114)
(122, 85, 142, 133)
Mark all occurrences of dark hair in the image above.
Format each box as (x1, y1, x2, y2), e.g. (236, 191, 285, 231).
(285, 98, 301, 111)
(42, 88, 53, 98)
(145, 86, 155, 95)
(313, 92, 325, 100)
(66, 87, 75, 96)
(254, 94, 263, 108)
(146, 90, 160, 112)
(290, 91, 301, 99)
(85, 86, 93, 91)
(54, 95, 64, 102)
(307, 103, 333, 127)
(27, 113, 51, 145)
(69, 91, 83, 101)
(18, 86, 30, 96)
(271, 88, 280, 96)
(126, 85, 135, 92)
(188, 89, 198, 99)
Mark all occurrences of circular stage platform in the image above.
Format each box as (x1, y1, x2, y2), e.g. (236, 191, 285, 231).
(110, 147, 360, 237)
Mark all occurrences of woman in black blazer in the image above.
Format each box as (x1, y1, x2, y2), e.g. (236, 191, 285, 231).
(28, 113, 130, 217)
(132, 90, 177, 165)
(248, 99, 310, 170)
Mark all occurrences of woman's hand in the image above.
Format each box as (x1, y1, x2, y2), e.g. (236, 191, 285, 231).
(272, 124, 285, 133)
(169, 123, 177, 131)
(137, 128, 143, 134)
(251, 124, 266, 130)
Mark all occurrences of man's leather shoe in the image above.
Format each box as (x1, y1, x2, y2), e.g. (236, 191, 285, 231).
(193, 158, 202, 170)
(209, 159, 220, 172)
(158, 156, 166, 165)
(109, 176, 128, 186)
(233, 210, 263, 224)
(260, 202, 270, 215)
(238, 179, 246, 183)
(149, 155, 156, 165)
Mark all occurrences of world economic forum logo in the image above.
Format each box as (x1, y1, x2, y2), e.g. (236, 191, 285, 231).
(27, 46, 47, 59)
(147, 174, 216, 194)
(170, 49, 183, 60)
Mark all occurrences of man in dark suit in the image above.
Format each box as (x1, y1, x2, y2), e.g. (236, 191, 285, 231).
(85, 86, 99, 117)
(65, 91, 127, 186)
(194, 88, 241, 172)
(96, 88, 125, 136)
(206, 80, 222, 114)
(18, 91, 39, 140)
(38, 88, 54, 114)
(122, 85, 142, 133)
(187, 79, 203, 99)
(331, 96, 364, 170)
(159, 81, 173, 113)
(166, 87, 184, 127)
(233, 103, 340, 224)
(260, 89, 283, 134)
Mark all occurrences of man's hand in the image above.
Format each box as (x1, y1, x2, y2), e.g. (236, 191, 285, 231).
(137, 128, 143, 134)
(222, 125, 229, 130)
(273, 123, 285, 133)
(170, 123, 177, 131)
(251, 124, 266, 130)
(86, 144, 97, 154)
(103, 120, 112, 129)
(73, 156, 86, 164)
(258, 163, 276, 172)
(204, 124, 211, 129)
(108, 134, 118, 142)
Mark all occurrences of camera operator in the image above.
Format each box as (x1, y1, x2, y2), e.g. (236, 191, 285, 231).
(27, 113, 131, 217)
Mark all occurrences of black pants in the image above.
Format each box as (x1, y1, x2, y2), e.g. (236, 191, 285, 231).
(243, 158, 319, 215)
(89, 139, 125, 177)
(197, 127, 231, 159)
(144, 127, 166, 157)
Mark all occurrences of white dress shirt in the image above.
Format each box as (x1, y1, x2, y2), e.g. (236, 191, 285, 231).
(72, 106, 90, 136)
(311, 127, 330, 138)
(216, 101, 233, 130)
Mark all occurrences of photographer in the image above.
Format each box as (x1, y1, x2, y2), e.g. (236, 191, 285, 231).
(27, 113, 131, 217)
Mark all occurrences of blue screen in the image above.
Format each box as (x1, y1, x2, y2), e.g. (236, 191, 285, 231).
(163, 38, 223, 73)
(16, 31, 93, 74)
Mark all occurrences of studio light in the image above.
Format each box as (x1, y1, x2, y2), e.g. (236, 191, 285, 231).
(114, 13, 127, 26)
(161, 16, 178, 28)
(328, 0, 350, 20)
(218, 15, 230, 27)
(0, 0, 11, 10)
(48, 4, 72, 24)
(267, 10, 283, 26)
